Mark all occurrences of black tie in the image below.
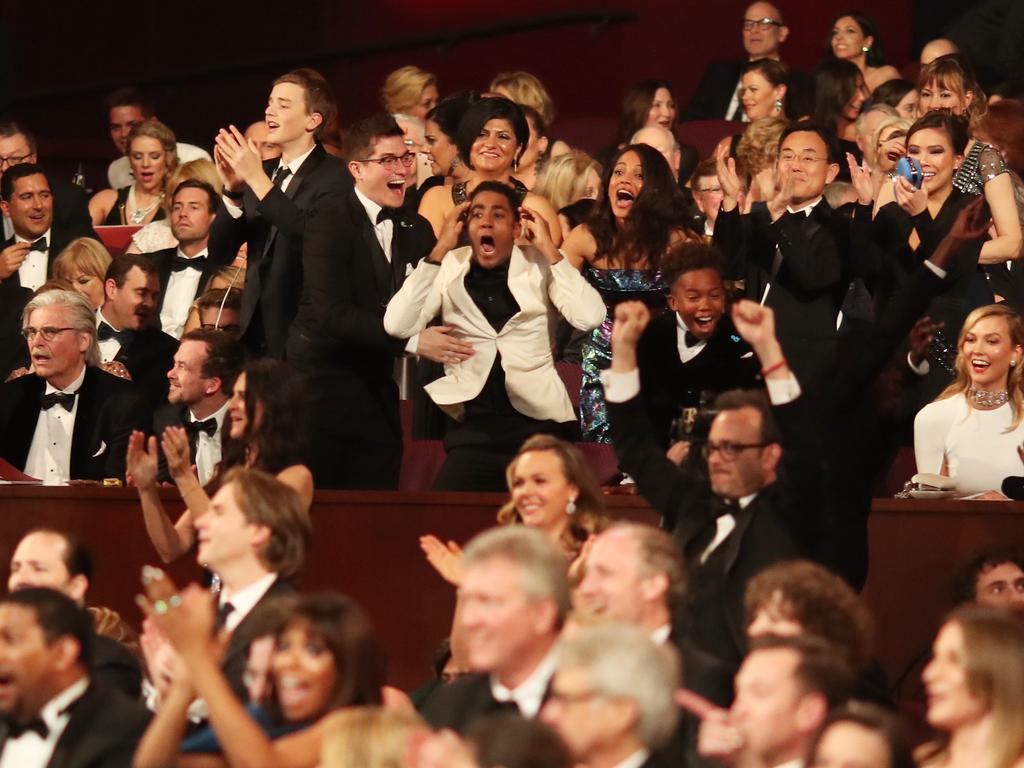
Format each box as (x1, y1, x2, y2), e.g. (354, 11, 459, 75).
(684, 330, 702, 348)
(97, 322, 135, 346)
(185, 418, 217, 438)
(40, 391, 77, 412)
(7, 717, 49, 739)
(214, 601, 235, 631)
(376, 207, 400, 224)
(271, 166, 292, 187)
(171, 255, 207, 272)
(28, 237, 48, 253)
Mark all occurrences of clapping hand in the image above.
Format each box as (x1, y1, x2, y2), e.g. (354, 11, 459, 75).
(846, 152, 874, 206)
(137, 567, 218, 662)
(715, 142, 745, 210)
(214, 125, 267, 191)
(419, 535, 464, 586)
(766, 166, 796, 222)
(161, 426, 195, 482)
(126, 431, 159, 490)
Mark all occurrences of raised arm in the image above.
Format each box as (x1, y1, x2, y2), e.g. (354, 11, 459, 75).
(129, 431, 194, 564)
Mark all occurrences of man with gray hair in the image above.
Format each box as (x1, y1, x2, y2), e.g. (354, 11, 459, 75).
(541, 624, 680, 768)
(0, 289, 144, 482)
(421, 526, 569, 732)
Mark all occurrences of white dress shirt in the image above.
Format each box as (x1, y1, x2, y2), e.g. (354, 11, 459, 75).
(650, 624, 672, 645)
(219, 572, 277, 633)
(95, 308, 124, 363)
(614, 750, 652, 768)
(190, 400, 229, 486)
(159, 248, 207, 338)
(490, 649, 557, 718)
(676, 314, 708, 364)
(222, 144, 315, 218)
(0, 676, 89, 768)
(24, 365, 86, 484)
(14, 227, 51, 291)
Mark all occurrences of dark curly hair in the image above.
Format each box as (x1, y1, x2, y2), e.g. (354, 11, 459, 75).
(455, 97, 529, 170)
(586, 143, 693, 270)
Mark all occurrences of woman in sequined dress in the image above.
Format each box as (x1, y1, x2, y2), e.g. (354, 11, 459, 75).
(562, 144, 696, 442)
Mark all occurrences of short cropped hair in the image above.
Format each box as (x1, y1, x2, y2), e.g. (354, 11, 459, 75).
(343, 114, 405, 164)
(172, 178, 218, 214)
(20, 528, 93, 582)
(0, 162, 49, 202)
(468, 180, 519, 214)
(748, 634, 854, 708)
(197, 286, 242, 315)
(0, 120, 36, 155)
(22, 289, 100, 367)
(105, 87, 155, 117)
(272, 68, 337, 140)
(714, 388, 782, 444)
(105, 253, 157, 288)
(662, 242, 725, 290)
(0, 588, 93, 668)
(220, 467, 312, 579)
(556, 624, 680, 749)
(780, 120, 841, 164)
(178, 328, 245, 393)
(463, 527, 571, 625)
(952, 544, 1024, 605)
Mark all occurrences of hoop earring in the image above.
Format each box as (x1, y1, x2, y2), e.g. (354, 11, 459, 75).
(565, 498, 577, 516)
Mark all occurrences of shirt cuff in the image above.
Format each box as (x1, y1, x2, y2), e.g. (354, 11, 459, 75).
(924, 260, 947, 279)
(907, 351, 930, 376)
(600, 368, 640, 403)
(222, 196, 243, 218)
(406, 333, 420, 355)
(765, 374, 800, 404)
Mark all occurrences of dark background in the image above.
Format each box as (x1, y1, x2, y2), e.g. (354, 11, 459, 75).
(0, 0, 960, 188)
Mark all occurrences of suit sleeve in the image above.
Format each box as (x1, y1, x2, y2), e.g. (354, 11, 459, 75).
(546, 258, 606, 331)
(774, 394, 829, 548)
(712, 207, 751, 281)
(770, 212, 842, 291)
(254, 170, 351, 251)
(208, 199, 249, 266)
(384, 259, 444, 338)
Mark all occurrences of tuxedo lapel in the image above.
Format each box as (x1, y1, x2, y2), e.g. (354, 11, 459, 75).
(69, 367, 100, 476)
(500, 248, 534, 333)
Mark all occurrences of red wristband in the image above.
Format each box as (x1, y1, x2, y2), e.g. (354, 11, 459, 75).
(760, 358, 787, 377)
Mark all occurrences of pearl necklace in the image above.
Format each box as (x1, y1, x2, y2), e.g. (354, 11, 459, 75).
(968, 386, 1010, 408)
(127, 185, 164, 225)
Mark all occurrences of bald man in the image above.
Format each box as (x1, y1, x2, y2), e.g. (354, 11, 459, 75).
(920, 38, 959, 65)
(631, 126, 681, 180)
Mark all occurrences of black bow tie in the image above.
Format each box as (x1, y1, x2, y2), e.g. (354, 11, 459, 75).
(97, 322, 135, 346)
(6, 716, 49, 739)
(171, 255, 206, 272)
(185, 417, 218, 438)
(28, 237, 48, 253)
(40, 390, 77, 412)
(376, 207, 401, 224)
(684, 330, 703, 348)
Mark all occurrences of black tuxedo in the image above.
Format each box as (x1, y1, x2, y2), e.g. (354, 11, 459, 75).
(92, 633, 143, 699)
(715, 201, 850, 386)
(608, 389, 825, 673)
(108, 325, 177, 411)
(419, 672, 549, 733)
(147, 246, 219, 328)
(220, 577, 296, 702)
(0, 367, 145, 481)
(50, 178, 99, 244)
(207, 143, 352, 358)
(287, 188, 436, 489)
(151, 402, 227, 484)
(0, 682, 150, 768)
(637, 313, 759, 448)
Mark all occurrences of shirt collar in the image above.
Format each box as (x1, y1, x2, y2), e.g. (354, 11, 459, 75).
(45, 364, 86, 396)
(353, 186, 384, 227)
(175, 246, 209, 261)
(490, 647, 557, 718)
(39, 676, 89, 732)
(614, 750, 651, 768)
(15, 227, 52, 248)
(190, 398, 230, 431)
(96, 307, 121, 332)
(650, 625, 672, 645)
(787, 196, 823, 216)
(738, 492, 757, 509)
(276, 144, 316, 179)
(774, 760, 804, 768)
(219, 572, 277, 618)
(676, 313, 708, 346)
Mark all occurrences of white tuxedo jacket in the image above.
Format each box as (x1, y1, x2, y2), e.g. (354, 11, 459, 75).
(384, 245, 605, 422)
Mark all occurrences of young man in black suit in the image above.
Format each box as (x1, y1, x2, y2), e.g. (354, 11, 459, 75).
(637, 243, 759, 450)
(0, 290, 144, 483)
(8, 529, 143, 699)
(605, 298, 825, 676)
(288, 114, 439, 490)
(95, 253, 177, 411)
(148, 179, 220, 339)
(208, 68, 352, 358)
(0, 588, 150, 768)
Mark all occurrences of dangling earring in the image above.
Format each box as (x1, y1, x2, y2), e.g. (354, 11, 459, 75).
(450, 156, 461, 171)
(565, 497, 577, 516)
(512, 157, 520, 173)
(773, 99, 783, 114)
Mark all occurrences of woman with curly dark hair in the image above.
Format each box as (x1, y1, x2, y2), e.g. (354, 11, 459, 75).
(562, 143, 697, 442)
(128, 358, 313, 563)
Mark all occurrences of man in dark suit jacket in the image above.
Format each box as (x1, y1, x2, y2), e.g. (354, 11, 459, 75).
(8, 530, 143, 699)
(95, 253, 177, 411)
(605, 299, 825, 676)
(287, 114, 437, 489)
(208, 68, 352, 358)
(714, 122, 849, 386)
(0, 589, 150, 768)
(637, 244, 759, 450)
(0, 290, 144, 482)
(148, 179, 221, 339)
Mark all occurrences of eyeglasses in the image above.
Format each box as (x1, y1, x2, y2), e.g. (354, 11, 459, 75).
(22, 326, 75, 341)
(743, 17, 783, 31)
(779, 153, 827, 166)
(701, 440, 768, 460)
(358, 152, 416, 171)
(0, 154, 32, 169)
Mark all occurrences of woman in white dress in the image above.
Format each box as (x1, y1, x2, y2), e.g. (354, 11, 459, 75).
(915, 303, 1024, 498)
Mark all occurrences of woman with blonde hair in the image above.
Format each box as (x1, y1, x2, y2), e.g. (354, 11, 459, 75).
(321, 707, 426, 768)
(918, 605, 1024, 768)
(127, 157, 223, 253)
(52, 237, 112, 309)
(915, 303, 1024, 498)
(533, 150, 601, 238)
(381, 65, 438, 119)
(89, 118, 177, 226)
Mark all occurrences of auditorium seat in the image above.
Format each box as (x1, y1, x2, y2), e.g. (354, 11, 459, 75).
(676, 119, 743, 159)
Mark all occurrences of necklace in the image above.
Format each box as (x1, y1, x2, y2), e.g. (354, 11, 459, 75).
(127, 185, 164, 225)
(967, 386, 1009, 408)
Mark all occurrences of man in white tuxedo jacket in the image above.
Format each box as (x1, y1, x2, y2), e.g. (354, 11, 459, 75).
(385, 181, 605, 490)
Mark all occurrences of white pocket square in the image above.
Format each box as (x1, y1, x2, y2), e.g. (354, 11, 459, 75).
(91, 441, 107, 458)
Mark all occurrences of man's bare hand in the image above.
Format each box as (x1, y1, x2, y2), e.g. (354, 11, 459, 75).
(417, 325, 475, 365)
(0, 241, 30, 280)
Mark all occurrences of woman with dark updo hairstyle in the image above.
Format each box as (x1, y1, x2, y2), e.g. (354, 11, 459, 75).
(823, 11, 900, 93)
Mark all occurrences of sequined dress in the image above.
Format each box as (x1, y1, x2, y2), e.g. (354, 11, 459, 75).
(579, 265, 668, 442)
(952, 141, 1009, 196)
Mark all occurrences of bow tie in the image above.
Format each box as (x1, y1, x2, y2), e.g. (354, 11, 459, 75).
(684, 330, 703, 348)
(97, 322, 135, 346)
(171, 255, 206, 272)
(185, 417, 218, 438)
(6, 716, 49, 739)
(28, 237, 48, 253)
(40, 391, 77, 412)
(376, 207, 401, 224)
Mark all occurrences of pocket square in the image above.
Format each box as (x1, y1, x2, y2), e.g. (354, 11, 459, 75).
(91, 441, 107, 458)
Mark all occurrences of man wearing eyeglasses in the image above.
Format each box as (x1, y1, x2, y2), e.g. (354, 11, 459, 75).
(604, 298, 825, 678)
(207, 68, 351, 359)
(0, 290, 144, 483)
(287, 114, 438, 489)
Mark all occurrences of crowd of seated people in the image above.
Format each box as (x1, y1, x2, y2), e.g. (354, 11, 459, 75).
(1, 2, 1024, 765)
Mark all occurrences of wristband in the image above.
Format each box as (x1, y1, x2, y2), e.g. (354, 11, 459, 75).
(760, 358, 787, 377)
(224, 189, 244, 202)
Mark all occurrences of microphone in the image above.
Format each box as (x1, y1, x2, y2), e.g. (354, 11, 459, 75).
(1001, 476, 1024, 500)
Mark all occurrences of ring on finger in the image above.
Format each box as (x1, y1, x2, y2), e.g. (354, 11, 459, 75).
(154, 599, 169, 615)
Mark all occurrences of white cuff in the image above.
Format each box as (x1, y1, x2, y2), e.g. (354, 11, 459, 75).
(765, 374, 800, 404)
(924, 260, 947, 279)
(222, 196, 244, 218)
(907, 351, 930, 376)
(600, 368, 640, 403)
(406, 333, 420, 355)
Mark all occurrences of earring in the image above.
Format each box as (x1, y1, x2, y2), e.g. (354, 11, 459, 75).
(565, 498, 577, 516)
(773, 99, 783, 114)
(1012, 360, 1018, 367)
(861, 45, 870, 53)
(512, 157, 520, 173)
(450, 156, 461, 170)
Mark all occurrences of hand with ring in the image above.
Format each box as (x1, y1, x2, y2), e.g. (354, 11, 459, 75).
(137, 565, 219, 661)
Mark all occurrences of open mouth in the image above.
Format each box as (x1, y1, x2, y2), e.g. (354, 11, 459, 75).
(386, 179, 405, 192)
(887, 151, 901, 162)
(479, 234, 496, 255)
(692, 314, 717, 334)
(971, 358, 990, 373)
(266, 121, 280, 132)
(614, 188, 635, 210)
